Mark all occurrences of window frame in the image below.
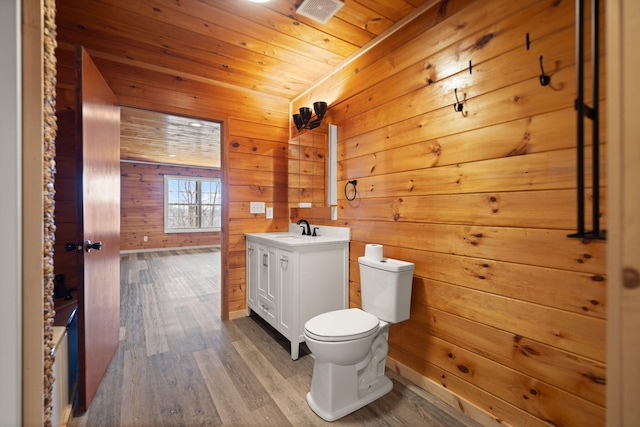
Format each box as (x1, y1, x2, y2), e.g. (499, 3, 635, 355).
(163, 175, 222, 233)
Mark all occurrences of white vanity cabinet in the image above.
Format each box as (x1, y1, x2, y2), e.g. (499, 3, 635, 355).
(245, 229, 349, 360)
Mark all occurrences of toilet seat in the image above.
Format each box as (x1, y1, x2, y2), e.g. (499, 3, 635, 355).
(304, 308, 379, 342)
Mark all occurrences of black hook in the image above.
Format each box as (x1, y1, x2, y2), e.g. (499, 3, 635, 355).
(453, 88, 465, 115)
(539, 55, 550, 86)
(526, 33, 530, 50)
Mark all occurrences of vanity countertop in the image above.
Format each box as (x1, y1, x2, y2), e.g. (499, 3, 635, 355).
(245, 225, 350, 249)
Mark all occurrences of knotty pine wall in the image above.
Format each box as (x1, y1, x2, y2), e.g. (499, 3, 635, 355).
(292, 0, 606, 426)
(120, 162, 222, 251)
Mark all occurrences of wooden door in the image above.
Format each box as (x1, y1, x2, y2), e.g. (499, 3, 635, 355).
(75, 46, 121, 413)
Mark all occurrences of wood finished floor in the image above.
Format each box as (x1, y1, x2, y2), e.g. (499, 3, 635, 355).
(68, 248, 482, 427)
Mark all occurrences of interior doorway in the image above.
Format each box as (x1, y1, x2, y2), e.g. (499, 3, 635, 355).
(52, 106, 225, 416)
(118, 107, 223, 255)
(117, 106, 225, 319)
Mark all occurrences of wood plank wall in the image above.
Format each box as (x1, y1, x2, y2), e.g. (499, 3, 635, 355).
(120, 162, 222, 251)
(291, 0, 607, 425)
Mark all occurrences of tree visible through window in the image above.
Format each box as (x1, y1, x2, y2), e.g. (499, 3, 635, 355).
(164, 176, 221, 232)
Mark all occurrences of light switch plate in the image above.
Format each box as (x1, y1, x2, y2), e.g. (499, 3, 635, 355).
(266, 207, 273, 219)
(249, 201, 266, 214)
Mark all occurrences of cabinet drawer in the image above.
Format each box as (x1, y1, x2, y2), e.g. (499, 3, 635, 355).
(257, 295, 277, 328)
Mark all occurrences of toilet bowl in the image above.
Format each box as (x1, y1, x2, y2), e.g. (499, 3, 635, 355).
(304, 308, 380, 365)
(304, 254, 414, 422)
(304, 309, 392, 421)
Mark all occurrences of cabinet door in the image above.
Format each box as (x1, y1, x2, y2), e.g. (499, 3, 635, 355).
(278, 249, 294, 338)
(256, 245, 276, 326)
(246, 242, 259, 312)
(266, 246, 279, 305)
(257, 245, 269, 298)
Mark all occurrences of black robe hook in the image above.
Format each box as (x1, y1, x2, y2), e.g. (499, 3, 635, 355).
(453, 88, 465, 116)
(539, 55, 551, 86)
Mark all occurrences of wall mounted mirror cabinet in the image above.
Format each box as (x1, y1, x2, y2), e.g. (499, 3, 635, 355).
(289, 122, 338, 220)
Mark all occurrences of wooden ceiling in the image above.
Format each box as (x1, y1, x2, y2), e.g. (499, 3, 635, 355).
(56, 0, 433, 167)
(120, 107, 222, 168)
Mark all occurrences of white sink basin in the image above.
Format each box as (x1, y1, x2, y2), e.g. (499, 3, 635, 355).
(245, 232, 349, 248)
(272, 234, 315, 239)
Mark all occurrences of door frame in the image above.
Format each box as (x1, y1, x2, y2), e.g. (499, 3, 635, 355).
(21, 0, 55, 424)
(606, 0, 640, 425)
(1, 19, 21, 427)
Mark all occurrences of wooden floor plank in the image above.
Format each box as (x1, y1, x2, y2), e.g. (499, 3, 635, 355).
(232, 338, 320, 425)
(193, 347, 245, 425)
(68, 248, 482, 427)
(139, 282, 170, 356)
(120, 348, 154, 426)
(148, 350, 220, 426)
(233, 314, 312, 379)
(206, 327, 277, 413)
(185, 293, 222, 333)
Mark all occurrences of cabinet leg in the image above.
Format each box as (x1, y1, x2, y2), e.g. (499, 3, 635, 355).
(291, 342, 299, 360)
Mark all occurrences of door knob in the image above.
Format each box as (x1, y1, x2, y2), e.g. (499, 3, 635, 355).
(85, 240, 103, 252)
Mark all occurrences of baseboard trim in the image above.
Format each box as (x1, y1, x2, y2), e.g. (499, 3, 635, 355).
(229, 310, 247, 320)
(120, 245, 220, 254)
(385, 357, 506, 427)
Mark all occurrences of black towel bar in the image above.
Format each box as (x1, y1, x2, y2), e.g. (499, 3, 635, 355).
(568, 0, 606, 241)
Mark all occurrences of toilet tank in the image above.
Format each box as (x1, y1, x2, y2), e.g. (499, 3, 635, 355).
(358, 256, 414, 323)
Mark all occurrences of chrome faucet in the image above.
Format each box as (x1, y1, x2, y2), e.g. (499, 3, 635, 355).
(296, 219, 311, 236)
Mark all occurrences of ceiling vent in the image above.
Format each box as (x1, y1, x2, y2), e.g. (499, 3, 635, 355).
(296, 0, 345, 24)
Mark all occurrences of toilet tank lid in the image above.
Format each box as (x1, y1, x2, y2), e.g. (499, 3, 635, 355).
(358, 256, 415, 272)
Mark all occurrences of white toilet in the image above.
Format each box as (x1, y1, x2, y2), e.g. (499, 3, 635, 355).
(303, 254, 414, 421)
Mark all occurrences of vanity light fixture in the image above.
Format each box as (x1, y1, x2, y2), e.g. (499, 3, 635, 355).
(248, 0, 271, 3)
(292, 101, 328, 131)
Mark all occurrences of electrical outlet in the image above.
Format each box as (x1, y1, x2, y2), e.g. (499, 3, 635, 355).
(266, 207, 273, 219)
(143, 236, 148, 242)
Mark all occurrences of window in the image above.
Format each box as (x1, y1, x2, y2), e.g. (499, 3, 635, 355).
(164, 175, 221, 233)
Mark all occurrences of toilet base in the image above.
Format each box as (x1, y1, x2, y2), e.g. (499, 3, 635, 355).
(305, 322, 392, 421)
(306, 373, 392, 422)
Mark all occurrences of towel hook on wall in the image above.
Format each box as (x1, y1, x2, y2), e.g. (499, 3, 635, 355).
(538, 55, 551, 86)
(453, 88, 466, 116)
